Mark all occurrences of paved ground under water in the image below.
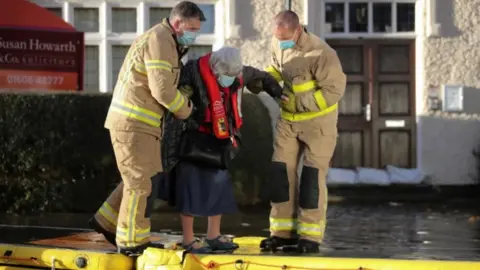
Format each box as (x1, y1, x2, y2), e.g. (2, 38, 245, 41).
(1, 202, 480, 261)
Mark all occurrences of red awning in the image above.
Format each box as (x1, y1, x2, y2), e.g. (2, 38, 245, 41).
(0, 0, 75, 31)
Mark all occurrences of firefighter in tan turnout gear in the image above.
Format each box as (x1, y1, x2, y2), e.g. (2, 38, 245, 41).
(260, 10, 346, 253)
(88, 1, 205, 256)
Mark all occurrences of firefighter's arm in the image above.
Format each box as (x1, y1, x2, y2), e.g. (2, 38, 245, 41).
(177, 60, 196, 98)
(144, 32, 192, 120)
(242, 66, 283, 99)
(264, 39, 283, 83)
(312, 48, 347, 109)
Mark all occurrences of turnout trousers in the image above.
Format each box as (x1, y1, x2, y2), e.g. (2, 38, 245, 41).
(269, 111, 338, 243)
(93, 130, 162, 249)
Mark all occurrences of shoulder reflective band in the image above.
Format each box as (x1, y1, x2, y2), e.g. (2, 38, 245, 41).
(110, 99, 162, 127)
(166, 91, 186, 113)
(145, 60, 173, 72)
(265, 66, 283, 82)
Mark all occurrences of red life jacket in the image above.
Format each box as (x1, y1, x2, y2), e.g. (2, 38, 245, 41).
(197, 53, 243, 141)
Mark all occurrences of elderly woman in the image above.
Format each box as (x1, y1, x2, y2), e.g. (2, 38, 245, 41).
(160, 46, 284, 253)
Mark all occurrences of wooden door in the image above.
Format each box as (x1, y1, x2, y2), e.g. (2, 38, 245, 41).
(327, 39, 416, 168)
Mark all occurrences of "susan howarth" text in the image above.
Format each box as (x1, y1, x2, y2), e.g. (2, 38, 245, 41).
(0, 38, 76, 53)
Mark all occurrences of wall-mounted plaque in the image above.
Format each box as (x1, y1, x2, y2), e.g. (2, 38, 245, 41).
(441, 84, 463, 112)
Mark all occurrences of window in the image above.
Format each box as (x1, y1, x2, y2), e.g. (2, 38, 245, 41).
(324, 1, 415, 35)
(198, 4, 215, 34)
(325, 3, 344, 33)
(46, 7, 62, 18)
(74, 8, 99, 32)
(348, 3, 368, 32)
(84, 46, 100, 91)
(111, 45, 130, 87)
(112, 8, 137, 33)
(373, 3, 392, 32)
(149, 7, 171, 28)
(148, 4, 215, 33)
(397, 3, 415, 32)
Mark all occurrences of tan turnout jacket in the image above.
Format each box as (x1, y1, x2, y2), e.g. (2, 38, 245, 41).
(104, 19, 192, 137)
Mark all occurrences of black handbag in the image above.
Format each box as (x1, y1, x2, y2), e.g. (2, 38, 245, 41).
(178, 130, 241, 169)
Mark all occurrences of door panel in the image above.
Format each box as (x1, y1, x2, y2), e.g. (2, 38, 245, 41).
(372, 40, 416, 168)
(379, 131, 411, 168)
(339, 83, 364, 115)
(328, 39, 416, 168)
(378, 82, 410, 115)
(332, 132, 364, 168)
(328, 41, 371, 168)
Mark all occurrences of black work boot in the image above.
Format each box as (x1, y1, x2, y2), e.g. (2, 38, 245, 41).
(296, 239, 320, 253)
(118, 242, 165, 257)
(260, 236, 298, 251)
(88, 217, 117, 247)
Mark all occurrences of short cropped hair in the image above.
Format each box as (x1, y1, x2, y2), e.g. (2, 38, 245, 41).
(275, 10, 300, 29)
(170, 1, 206, 21)
(209, 47, 243, 77)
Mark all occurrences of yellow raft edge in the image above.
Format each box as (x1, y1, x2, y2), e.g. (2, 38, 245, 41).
(185, 254, 480, 270)
(3, 239, 480, 270)
(0, 243, 134, 270)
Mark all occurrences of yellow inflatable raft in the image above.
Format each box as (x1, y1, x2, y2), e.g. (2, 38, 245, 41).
(2, 234, 480, 270)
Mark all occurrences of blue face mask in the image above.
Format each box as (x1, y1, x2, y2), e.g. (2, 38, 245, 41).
(218, 75, 236, 87)
(279, 40, 295, 50)
(177, 31, 198, 46)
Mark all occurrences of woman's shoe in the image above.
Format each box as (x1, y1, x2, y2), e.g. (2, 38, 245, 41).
(182, 239, 213, 254)
(205, 235, 239, 251)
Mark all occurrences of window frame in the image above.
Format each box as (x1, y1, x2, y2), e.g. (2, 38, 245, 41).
(109, 2, 140, 35)
(321, 0, 417, 39)
(83, 45, 101, 92)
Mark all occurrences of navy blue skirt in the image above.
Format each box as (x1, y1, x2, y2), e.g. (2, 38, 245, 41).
(173, 161, 238, 217)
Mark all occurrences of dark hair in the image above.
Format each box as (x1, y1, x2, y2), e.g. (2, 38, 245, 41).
(170, 1, 206, 22)
(275, 10, 300, 29)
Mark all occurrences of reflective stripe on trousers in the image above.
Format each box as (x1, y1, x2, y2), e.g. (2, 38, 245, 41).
(98, 202, 118, 226)
(115, 192, 151, 247)
(269, 218, 297, 231)
(270, 218, 326, 238)
(297, 221, 325, 237)
(109, 99, 162, 127)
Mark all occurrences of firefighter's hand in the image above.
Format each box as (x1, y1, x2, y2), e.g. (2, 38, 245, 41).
(179, 85, 194, 98)
(280, 91, 296, 113)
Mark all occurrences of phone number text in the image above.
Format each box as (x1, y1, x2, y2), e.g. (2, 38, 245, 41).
(7, 75, 64, 85)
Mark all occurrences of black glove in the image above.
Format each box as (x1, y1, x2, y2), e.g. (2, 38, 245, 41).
(263, 73, 283, 99)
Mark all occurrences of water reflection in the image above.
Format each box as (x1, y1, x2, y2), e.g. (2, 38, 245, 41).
(1, 203, 480, 260)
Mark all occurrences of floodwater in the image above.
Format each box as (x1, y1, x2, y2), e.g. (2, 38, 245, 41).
(1, 202, 480, 261)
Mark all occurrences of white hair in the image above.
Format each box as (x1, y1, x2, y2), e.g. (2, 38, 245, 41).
(209, 46, 243, 76)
